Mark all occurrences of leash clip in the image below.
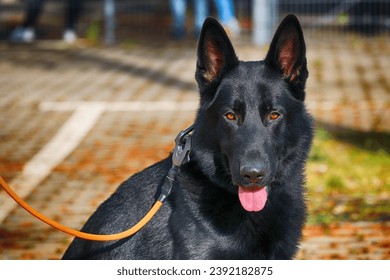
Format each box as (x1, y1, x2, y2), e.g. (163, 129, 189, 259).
(158, 124, 194, 203)
(172, 124, 194, 168)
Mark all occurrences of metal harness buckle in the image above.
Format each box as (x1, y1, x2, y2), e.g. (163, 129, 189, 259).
(158, 124, 194, 203)
(172, 124, 194, 167)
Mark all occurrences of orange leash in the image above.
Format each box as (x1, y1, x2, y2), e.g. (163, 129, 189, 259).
(0, 176, 163, 241)
(0, 126, 192, 242)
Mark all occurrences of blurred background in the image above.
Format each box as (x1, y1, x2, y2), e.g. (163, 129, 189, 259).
(0, 0, 389, 259)
(1, 0, 390, 43)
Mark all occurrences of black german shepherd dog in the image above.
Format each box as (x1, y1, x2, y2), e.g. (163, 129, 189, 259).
(63, 14, 313, 260)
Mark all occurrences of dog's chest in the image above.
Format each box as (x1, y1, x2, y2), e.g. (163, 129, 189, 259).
(168, 198, 270, 259)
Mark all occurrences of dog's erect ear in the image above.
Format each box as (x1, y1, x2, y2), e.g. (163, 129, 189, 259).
(196, 17, 239, 90)
(265, 14, 308, 100)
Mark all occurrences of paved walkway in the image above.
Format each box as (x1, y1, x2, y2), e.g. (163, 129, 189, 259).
(0, 37, 389, 259)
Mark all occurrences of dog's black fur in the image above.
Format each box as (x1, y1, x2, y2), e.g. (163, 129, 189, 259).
(62, 14, 313, 260)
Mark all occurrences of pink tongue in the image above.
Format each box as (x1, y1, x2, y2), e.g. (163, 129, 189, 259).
(238, 186, 268, 212)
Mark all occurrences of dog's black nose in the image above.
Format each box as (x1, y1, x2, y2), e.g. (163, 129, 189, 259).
(240, 165, 265, 183)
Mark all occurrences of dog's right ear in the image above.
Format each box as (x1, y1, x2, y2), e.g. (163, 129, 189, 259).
(196, 17, 239, 92)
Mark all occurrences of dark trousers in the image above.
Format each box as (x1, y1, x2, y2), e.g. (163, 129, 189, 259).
(22, 0, 83, 30)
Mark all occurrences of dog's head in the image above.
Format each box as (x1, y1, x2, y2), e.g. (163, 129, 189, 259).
(192, 15, 313, 212)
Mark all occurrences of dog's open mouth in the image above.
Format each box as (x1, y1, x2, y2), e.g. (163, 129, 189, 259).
(238, 186, 268, 212)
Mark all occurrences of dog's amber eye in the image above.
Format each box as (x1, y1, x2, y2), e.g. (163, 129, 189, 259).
(225, 112, 236, 121)
(269, 112, 280, 120)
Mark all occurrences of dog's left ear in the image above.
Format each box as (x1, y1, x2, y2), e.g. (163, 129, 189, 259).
(265, 14, 308, 100)
(196, 17, 239, 91)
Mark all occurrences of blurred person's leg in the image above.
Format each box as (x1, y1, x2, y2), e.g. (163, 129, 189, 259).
(170, 0, 187, 39)
(10, 0, 44, 42)
(214, 0, 232, 23)
(214, 0, 240, 36)
(194, 0, 208, 36)
(22, 0, 44, 28)
(63, 0, 83, 43)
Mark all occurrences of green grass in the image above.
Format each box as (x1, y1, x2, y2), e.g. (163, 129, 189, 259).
(85, 19, 102, 45)
(306, 127, 390, 225)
